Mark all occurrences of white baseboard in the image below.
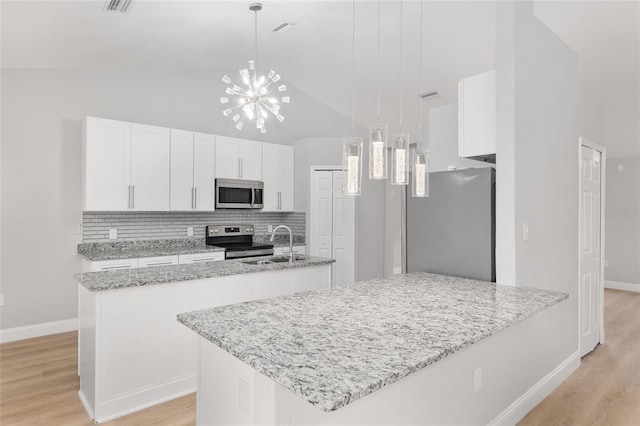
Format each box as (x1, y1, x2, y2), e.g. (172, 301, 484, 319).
(393, 267, 403, 275)
(605, 280, 640, 293)
(488, 350, 580, 426)
(0, 318, 78, 344)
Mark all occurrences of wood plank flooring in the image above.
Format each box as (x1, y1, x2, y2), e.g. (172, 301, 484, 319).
(1, 289, 638, 425)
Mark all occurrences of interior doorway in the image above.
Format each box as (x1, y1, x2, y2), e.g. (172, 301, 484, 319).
(579, 137, 606, 357)
(309, 167, 356, 287)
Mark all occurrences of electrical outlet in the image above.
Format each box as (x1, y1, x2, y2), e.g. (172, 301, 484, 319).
(109, 229, 117, 240)
(0, 294, 5, 307)
(474, 367, 482, 392)
(522, 223, 529, 242)
(238, 378, 250, 415)
(268, 224, 273, 233)
(187, 226, 194, 237)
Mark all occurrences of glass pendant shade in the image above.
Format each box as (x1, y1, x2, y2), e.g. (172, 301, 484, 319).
(343, 137, 363, 196)
(391, 133, 409, 185)
(412, 149, 430, 197)
(369, 124, 388, 180)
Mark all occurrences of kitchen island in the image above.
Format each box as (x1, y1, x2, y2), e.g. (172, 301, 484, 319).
(178, 272, 570, 425)
(76, 255, 333, 423)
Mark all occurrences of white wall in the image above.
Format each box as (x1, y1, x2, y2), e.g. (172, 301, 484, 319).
(605, 157, 640, 284)
(495, 0, 579, 397)
(0, 68, 355, 330)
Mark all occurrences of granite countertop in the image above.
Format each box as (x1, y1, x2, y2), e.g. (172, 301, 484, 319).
(76, 254, 333, 292)
(77, 238, 224, 261)
(77, 236, 306, 261)
(177, 272, 568, 413)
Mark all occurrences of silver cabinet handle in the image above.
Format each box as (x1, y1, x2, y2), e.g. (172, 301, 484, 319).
(102, 264, 131, 270)
(192, 257, 215, 263)
(128, 185, 132, 208)
(238, 158, 242, 178)
(147, 261, 173, 266)
(131, 185, 135, 209)
(240, 158, 244, 179)
(194, 187, 197, 209)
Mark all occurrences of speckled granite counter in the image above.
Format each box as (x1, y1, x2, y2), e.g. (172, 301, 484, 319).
(77, 238, 224, 261)
(177, 272, 568, 413)
(76, 255, 333, 292)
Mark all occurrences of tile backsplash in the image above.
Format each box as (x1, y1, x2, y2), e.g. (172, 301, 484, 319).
(82, 211, 305, 242)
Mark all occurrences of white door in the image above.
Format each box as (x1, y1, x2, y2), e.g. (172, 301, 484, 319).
(310, 169, 355, 286)
(215, 136, 240, 179)
(193, 133, 216, 211)
(239, 139, 263, 181)
(262, 143, 280, 211)
(279, 146, 295, 212)
(84, 117, 131, 211)
(131, 124, 171, 211)
(579, 143, 603, 357)
(170, 129, 194, 211)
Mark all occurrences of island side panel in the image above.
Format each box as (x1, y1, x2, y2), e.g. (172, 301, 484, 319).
(79, 264, 331, 423)
(195, 301, 576, 425)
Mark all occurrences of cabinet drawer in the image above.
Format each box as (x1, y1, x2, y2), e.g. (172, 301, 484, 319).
(137, 255, 179, 268)
(178, 252, 224, 264)
(87, 258, 139, 272)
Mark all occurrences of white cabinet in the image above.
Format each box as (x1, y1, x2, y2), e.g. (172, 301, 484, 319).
(83, 118, 171, 211)
(458, 69, 496, 162)
(83, 258, 139, 272)
(137, 255, 179, 268)
(215, 136, 263, 181)
(178, 252, 224, 264)
(131, 124, 171, 210)
(170, 130, 216, 211)
(84, 117, 132, 211)
(262, 143, 295, 212)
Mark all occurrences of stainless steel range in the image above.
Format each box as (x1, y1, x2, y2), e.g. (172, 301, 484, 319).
(205, 224, 274, 259)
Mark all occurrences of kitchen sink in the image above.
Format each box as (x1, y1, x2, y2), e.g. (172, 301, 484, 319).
(269, 255, 306, 263)
(242, 259, 273, 266)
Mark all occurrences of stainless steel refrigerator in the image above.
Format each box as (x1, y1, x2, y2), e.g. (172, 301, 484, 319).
(405, 167, 495, 282)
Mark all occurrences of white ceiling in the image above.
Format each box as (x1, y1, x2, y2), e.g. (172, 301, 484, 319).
(1, 0, 638, 156)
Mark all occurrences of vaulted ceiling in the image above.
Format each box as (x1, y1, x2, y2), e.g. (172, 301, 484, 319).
(2, 0, 638, 156)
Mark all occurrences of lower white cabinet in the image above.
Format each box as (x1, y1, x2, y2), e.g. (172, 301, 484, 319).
(137, 255, 179, 268)
(273, 245, 306, 256)
(83, 258, 139, 272)
(178, 252, 224, 264)
(78, 264, 331, 423)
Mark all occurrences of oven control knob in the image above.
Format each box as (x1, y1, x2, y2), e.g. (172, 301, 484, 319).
(214, 229, 218, 233)
(246, 228, 252, 232)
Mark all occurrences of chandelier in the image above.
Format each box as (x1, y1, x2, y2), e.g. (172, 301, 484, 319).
(220, 3, 290, 133)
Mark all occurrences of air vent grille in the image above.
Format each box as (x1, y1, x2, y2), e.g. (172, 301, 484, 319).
(103, 0, 131, 13)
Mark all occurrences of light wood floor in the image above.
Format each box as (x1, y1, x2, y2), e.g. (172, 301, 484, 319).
(1, 289, 638, 425)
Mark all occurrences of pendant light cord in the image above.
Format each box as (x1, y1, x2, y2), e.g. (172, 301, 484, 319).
(399, 0, 403, 133)
(376, 0, 381, 123)
(254, 7, 258, 71)
(351, 0, 356, 137)
(419, 0, 423, 133)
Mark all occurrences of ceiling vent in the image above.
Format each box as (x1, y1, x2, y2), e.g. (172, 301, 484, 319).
(272, 22, 296, 33)
(103, 0, 131, 13)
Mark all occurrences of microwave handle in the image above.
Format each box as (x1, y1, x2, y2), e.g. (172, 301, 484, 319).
(251, 187, 255, 208)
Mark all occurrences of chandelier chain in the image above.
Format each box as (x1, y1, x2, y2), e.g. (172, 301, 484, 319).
(399, 0, 403, 133)
(351, 0, 356, 137)
(377, 0, 381, 123)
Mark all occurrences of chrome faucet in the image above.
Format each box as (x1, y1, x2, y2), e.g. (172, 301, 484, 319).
(270, 225, 294, 264)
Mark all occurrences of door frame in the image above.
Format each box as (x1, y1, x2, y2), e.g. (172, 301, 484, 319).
(578, 137, 606, 348)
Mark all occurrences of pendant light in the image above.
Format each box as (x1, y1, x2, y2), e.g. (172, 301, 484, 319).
(412, 0, 430, 197)
(344, 0, 363, 196)
(391, 0, 409, 186)
(369, 0, 388, 180)
(220, 3, 290, 133)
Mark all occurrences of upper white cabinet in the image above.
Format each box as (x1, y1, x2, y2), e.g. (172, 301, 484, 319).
(131, 124, 171, 210)
(215, 136, 262, 181)
(262, 143, 295, 212)
(84, 117, 132, 211)
(170, 130, 216, 211)
(458, 69, 496, 163)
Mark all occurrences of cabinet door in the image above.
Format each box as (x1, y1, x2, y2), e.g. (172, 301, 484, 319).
(458, 70, 496, 158)
(261, 143, 280, 212)
(87, 258, 139, 272)
(215, 136, 240, 179)
(239, 139, 263, 181)
(278, 145, 295, 211)
(193, 133, 216, 211)
(84, 117, 131, 211)
(131, 124, 171, 211)
(178, 252, 224, 264)
(170, 129, 195, 211)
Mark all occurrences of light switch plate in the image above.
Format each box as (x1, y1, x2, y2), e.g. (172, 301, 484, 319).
(109, 229, 117, 240)
(0, 294, 5, 307)
(187, 226, 194, 237)
(522, 223, 529, 242)
(268, 224, 273, 233)
(474, 367, 482, 391)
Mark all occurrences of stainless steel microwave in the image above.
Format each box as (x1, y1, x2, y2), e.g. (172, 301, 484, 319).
(215, 179, 264, 209)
